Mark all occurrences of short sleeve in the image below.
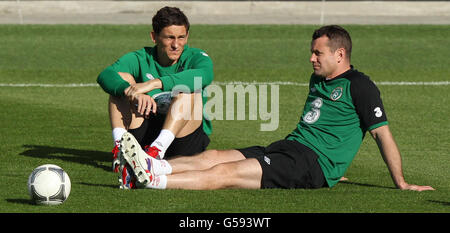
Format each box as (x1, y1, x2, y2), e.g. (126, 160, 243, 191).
(350, 76, 388, 131)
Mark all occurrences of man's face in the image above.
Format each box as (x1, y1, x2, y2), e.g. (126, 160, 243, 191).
(310, 36, 339, 78)
(151, 25, 188, 65)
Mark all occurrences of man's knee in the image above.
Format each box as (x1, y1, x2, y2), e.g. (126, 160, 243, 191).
(170, 92, 202, 121)
(199, 149, 220, 161)
(206, 162, 247, 189)
(209, 163, 234, 181)
(171, 92, 198, 106)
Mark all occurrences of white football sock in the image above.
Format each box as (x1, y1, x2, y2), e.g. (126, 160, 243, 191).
(152, 159, 173, 176)
(145, 175, 167, 189)
(150, 129, 175, 159)
(112, 127, 127, 145)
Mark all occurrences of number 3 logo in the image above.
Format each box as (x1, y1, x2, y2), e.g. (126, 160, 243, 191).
(303, 97, 323, 124)
(374, 107, 383, 118)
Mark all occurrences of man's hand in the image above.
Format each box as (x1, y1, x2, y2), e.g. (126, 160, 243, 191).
(127, 92, 157, 117)
(125, 82, 153, 98)
(397, 183, 435, 192)
(125, 79, 163, 98)
(116, 72, 158, 117)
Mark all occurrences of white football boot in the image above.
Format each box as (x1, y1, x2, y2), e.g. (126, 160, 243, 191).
(120, 132, 155, 186)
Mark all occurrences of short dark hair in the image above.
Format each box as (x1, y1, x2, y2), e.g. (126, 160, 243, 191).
(312, 25, 352, 60)
(152, 6, 190, 34)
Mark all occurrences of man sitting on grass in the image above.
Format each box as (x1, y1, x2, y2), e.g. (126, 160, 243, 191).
(97, 6, 213, 179)
(118, 25, 434, 192)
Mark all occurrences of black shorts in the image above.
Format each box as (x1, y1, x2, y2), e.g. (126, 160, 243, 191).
(237, 139, 327, 189)
(128, 114, 210, 159)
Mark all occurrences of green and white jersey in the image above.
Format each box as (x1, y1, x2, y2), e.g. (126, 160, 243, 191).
(286, 67, 388, 187)
(97, 45, 214, 135)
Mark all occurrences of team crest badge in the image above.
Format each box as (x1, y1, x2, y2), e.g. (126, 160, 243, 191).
(330, 87, 343, 101)
(146, 73, 155, 80)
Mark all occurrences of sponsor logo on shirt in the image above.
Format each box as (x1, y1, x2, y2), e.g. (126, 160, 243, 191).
(303, 97, 323, 124)
(374, 107, 383, 118)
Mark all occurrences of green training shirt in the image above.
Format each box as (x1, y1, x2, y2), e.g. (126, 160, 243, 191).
(97, 45, 214, 135)
(286, 67, 388, 187)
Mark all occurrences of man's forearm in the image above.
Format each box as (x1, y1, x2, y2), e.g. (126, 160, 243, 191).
(371, 126, 407, 189)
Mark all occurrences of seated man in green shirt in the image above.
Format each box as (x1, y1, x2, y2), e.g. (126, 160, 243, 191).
(117, 25, 434, 192)
(97, 7, 213, 176)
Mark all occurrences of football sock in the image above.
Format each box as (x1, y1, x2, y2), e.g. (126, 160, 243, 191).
(145, 175, 167, 189)
(152, 159, 173, 176)
(112, 127, 127, 145)
(150, 129, 175, 159)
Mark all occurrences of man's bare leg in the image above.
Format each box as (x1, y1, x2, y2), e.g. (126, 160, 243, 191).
(108, 73, 144, 172)
(120, 132, 262, 190)
(108, 72, 143, 143)
(109, 95, 145, 130)
(168, 149, 247, 174)
(147, 92, 203, 158)
(110, 88, 202, 139)
(165, 158, 263, 190)
(165, 92, 203, 137)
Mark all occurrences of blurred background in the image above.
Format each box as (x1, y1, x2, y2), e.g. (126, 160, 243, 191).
(1, 0, 449, 25)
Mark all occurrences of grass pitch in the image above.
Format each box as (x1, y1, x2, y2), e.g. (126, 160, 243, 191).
(0, 25, 449, 213)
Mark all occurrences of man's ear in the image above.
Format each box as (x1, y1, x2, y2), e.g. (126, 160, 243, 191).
(336, 48, 345, 63)
(150, 31, 157, 44)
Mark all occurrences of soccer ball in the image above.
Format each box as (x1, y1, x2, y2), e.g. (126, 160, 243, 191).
(27, 164, 71, 205)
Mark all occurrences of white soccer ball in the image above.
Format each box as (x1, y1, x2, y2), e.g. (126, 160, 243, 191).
(27, 164, 71, 205)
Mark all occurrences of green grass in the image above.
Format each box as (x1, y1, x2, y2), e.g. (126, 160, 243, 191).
(0, 25, 449, 213)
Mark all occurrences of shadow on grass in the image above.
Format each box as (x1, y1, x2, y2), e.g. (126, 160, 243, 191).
(6, 198, 34, 205)
(79, 182, 118, 189)
(427, 200, 450, 206)
(339, 181, 396, 190)
(20, 145, 111, 172)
